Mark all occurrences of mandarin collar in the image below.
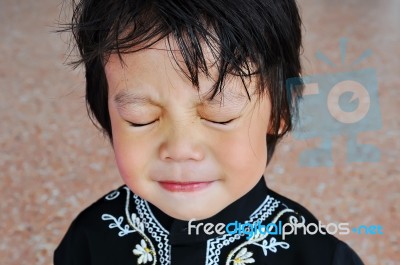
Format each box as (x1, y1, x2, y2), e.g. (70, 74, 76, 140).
(145, 177, 269, 245)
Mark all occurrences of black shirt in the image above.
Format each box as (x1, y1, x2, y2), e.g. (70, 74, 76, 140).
(54, 178, 364, 265)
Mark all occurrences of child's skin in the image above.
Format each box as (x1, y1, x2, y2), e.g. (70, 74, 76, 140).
(105, 38, 273, 220)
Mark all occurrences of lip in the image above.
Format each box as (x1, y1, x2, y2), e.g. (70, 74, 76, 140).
(158, 181, 214, 192)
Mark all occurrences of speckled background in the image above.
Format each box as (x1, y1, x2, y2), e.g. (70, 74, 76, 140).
(0, 0, 399, 264)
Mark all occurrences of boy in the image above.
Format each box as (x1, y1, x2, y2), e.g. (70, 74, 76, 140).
(55, 0, 364, 264)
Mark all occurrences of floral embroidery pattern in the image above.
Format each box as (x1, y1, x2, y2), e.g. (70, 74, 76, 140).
(134, 195, 171, 264)
(101, 214, 135, 237)
(133, 239, 155, 264)
(102, 186, 303, 265)
(102, 187, 157, 264)
(253, 237, 290, 256)
(226, 208, 302, 265)
(206, 196, 278, 264)
(232, 248, 255, 264)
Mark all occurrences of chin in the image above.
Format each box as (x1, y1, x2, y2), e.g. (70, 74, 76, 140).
(165, 207, 216, 221)
(159, 199, 224, 221)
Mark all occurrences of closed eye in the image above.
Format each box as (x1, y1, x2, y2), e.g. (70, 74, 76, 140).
(127, 118, 237, 127)
(128, 120, 157, 127)
(205, 118, 236, 125)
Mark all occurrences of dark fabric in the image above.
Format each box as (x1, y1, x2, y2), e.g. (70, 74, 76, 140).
(332, 241, 364, 265)
(54, 177, 365, 265)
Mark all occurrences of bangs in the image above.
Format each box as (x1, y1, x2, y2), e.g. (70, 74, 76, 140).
(64, 0, 300, 99)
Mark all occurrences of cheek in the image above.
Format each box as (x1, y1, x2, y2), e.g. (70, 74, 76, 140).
(212, 126, 267, 177)
(111, 123, 155, 184)
(212, 106, 269, 177)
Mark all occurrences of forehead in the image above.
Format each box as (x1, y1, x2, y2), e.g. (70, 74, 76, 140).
(105, 37, 212, 79)
(105, 38, 255, 104)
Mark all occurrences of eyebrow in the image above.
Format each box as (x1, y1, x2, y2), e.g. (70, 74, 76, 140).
(199, 90, 249, 107)
(113, 90, 159, 109)
(113, 88, 249, 109)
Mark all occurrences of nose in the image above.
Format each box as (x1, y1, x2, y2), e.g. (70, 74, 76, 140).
(159, 123, 205, 162)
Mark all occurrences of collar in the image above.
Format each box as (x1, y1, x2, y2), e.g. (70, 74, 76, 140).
(145, 177, 270, 245)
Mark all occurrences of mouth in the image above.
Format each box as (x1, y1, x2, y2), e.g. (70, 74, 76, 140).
(158, 181, 215, 192)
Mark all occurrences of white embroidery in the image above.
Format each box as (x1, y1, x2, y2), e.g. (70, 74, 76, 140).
(134, 195, 171, 265)
(232, 248, 255, 264)
(102, 186, 302, 265)
(206, 196, 279, 265)
(101, 214, 135, 237)
(133, 239, 155, 264)
(289, 214, 306, 227)
(225, 208, 297, 265)
(123, 187, 158, 265)
(131, 213, 145, 232)
(102, 187, 157, 264)
(105, 190, 120, 200)
(253, 237, 290, 256)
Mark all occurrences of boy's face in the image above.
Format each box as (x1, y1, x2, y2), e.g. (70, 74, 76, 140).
(105, 39, 271, 220)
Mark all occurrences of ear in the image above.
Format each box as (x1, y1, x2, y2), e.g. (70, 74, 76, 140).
(267, 118, 285, 135)
(277, 118, 285, 134)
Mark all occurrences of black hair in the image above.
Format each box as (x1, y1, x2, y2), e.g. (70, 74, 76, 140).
(60, 0, 304, 165)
